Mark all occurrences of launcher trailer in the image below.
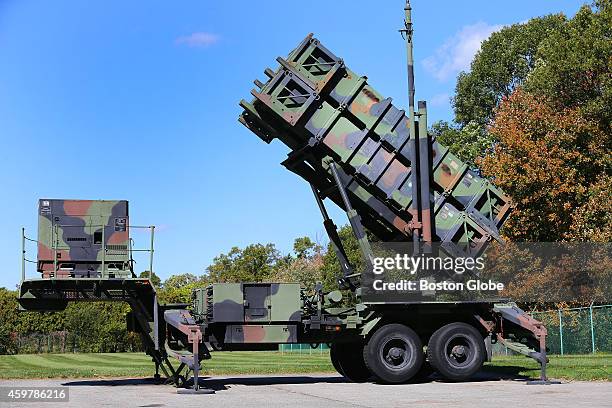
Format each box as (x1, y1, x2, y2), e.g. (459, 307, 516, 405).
(18, 1, 552, 391)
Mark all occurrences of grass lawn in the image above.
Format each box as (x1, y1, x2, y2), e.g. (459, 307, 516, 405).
(0, 351, 333, 379)
(484, 353, 611, 381)
(0, 352, 609, 381)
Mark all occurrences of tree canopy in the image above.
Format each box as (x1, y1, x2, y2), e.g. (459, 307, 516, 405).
(479, 88, 610, 241)
(434, 1, 611, 168)
(435, 1, 611, 242)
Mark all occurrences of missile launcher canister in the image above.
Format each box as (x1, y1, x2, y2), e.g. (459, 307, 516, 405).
(239, 35, 512, 255)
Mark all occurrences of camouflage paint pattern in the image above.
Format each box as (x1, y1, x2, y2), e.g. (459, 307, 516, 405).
(192, 283, 301, 344)
(224, 324, 297, 343)
(37, 199, 131, 278)
(192, 283, 302, 344)
(239, 35, 512, 255)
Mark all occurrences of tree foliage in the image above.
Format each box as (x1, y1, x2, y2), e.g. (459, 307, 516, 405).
(0, 289, 18, 354)
(321, 225, 366, 291)
(1, 287, 141, 354)
(525, 0, 612, 133)
(434, 1, 610, 243)
(138, 270, 161, 287)
(293, 237, 322, 259)
(436, 2, 611, 167)
(205, 243, 283, 283)
(480, 88, 610, 241)
(454, 14, 566, 128)
(430, 120, 493, 166)
(63, 302, 137, 353)
(433, 14, 567, 164)
(158, 273, 208, 304)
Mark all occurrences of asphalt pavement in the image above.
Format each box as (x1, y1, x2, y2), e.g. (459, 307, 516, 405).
(0, 374, 609, 408)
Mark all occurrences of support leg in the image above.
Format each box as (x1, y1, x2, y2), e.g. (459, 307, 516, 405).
(154, 361, 161, 382)
(526, 335, 561, 385)
(176, 329, 214, 394)
(192, 336, 199, 391)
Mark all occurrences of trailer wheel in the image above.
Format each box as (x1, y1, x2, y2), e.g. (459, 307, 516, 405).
(329, 344, 346, 377)
(330, 343, 371, 382)
(363, 323, 423, 384)
(427, 322, 484, 381)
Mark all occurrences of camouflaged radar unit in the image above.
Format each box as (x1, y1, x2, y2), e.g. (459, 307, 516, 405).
(18, 1, 554, 393)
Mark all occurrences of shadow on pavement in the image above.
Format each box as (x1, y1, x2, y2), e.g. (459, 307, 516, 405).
(63, 378, 164, 387)
(63, 368, 534, 391)
(63, 375, 349, 391)
(479, 365, 535, 381)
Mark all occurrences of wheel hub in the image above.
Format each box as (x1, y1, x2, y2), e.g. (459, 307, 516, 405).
(388, 347, 405, 360)
(451, 345, 466, 358)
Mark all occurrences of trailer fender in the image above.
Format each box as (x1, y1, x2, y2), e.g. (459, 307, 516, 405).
(360, 316, 382, 337)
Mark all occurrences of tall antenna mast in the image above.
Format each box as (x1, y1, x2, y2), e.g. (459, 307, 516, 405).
(401, 0, 435, 247)
(404, 0, 415, 116)
(401, 0, 421, 249)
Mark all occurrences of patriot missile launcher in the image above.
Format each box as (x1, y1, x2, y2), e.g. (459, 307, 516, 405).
(17, 1, 554, 392)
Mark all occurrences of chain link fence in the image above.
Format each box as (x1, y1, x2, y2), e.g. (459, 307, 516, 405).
(529, 304, 611, 355)
(492, 304, 612, 356)
(278, 343, 329, 354)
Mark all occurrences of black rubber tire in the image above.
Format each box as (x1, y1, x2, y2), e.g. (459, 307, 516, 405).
(329, 344, 346, 377)
(331, 342, 371, 382)
(363, 323, 424, 384)
(427, 322, 485, 381)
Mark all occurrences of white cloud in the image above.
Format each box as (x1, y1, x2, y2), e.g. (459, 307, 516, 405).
(428, 93, 450, 108)
(422, 22, 501, 82)
(175, 32, 220, 48)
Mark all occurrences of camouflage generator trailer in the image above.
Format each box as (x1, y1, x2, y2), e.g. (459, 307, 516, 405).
(36, 199, 131, 279)
(18, 1, 552, 393)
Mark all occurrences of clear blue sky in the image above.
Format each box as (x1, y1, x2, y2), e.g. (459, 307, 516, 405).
(0, 0, 584, 289)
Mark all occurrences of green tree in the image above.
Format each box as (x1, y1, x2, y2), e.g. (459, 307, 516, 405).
(64, 302, 137, 353)
(0, 289, 18, 354)
(437, 3, 611, 166)
(158, 273, 208, 304)
(430, 121, 494, 166)
(275, 256, 325, 289)
(205, 243, 282, 283)
(293, 236, 322, 259)
(274, 236, 325, 288)
(320, 225, 367, 291)
(162, 273, 201, 290)
(525, 0, 612, 132)
(434, 14, 566, 164)
(454, 14, 566, 128)
(139, 270, 161, 287)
